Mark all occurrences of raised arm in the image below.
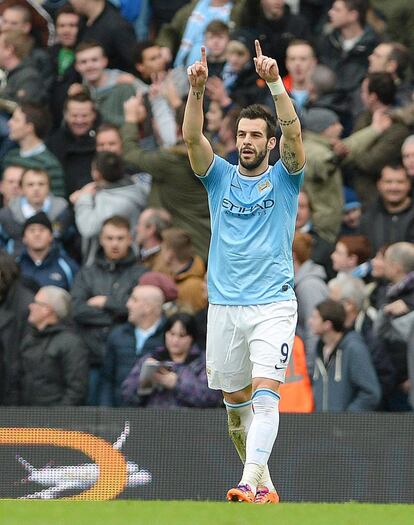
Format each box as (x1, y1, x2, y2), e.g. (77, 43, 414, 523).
(254, 40, 305, 174)
(182, 46, 214, 176)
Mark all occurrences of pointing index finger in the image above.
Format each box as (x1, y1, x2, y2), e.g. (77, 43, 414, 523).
(201, 46, 207, 66)
(255, 39, 262, 58)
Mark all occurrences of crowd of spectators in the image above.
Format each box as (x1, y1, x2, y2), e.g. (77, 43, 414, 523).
(1, 0, 414, 412)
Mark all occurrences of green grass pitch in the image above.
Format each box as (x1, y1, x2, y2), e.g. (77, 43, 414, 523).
(0, 501, 413, 525)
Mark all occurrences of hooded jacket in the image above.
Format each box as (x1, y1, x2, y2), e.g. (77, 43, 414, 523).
(19, 322, 88, 406)
(74, 175, 150, 266)
(174, 255, 207, 313)
(312, 330, 381, 412)
(71, 247, 147, 364)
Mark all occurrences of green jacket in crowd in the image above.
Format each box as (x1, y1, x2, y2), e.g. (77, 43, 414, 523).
(303, 125, 382, 243)
(121, 122, 210, 261)
(3, 146, 65, 198)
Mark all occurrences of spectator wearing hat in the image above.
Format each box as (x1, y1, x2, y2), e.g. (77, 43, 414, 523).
(0, 167, 73, 257)
(18, 285, 89, 406)
(302, 106, 392, 244)
(340, 186, 362, 235)
(17, 212, 79, 291)
(205, 28, 268, 110)
(71, 215, 147, 405)
(99, 282, 172, 406)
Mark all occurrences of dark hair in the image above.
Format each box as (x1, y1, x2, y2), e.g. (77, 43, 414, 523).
(366, 72, 396, 106)
(0, 251, 20, 301)
(388, 42, 410, 80)
(21, 167, 50, 187)
(96, 122, 121, 137)
(380, 163, 411, 182)
(75, 40, 105, 56)
(337, 235, 372, 264)
(92, 152, 124, 182)
(342, 0, 369, 26)
(133, 40, 158, 65)
(236, 104, 277, 140)
(316, 299, 346, 332)
(165, 312, 198, 341)
(63, 91, 95, 112)
(56, 3, 79, 19)
(224, 107, 242, 137)
(102, 215, 130, 231)
(287, 39, 316, 57)
(205, 20, 229, 36)
(18, 103, 51, 139)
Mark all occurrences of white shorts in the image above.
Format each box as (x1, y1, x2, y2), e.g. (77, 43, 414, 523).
(206, 300, 297, 392)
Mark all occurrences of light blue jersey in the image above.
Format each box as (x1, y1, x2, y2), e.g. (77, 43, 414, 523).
(198, 155, 304, 305)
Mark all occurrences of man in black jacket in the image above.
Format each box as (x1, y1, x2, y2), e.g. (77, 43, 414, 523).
(19, 285, 88, 406)
(69, 0, 137, 72)
(0, 251, 33, 405)
(71, 215, 147, 405)
(360, 163, 414, 253)
(317, 0, 380, 126)
(46, 92, 98, 198)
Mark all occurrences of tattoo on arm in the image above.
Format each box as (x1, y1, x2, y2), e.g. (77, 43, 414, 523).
(278, 116, 298, 127)
(281, 141, 301, 173)
(192, 90, 203, 100)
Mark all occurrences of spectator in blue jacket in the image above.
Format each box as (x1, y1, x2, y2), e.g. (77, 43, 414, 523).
(18, 212, 79, 291)
(121, 312, 222, 408)
(309, 298, 381, 412)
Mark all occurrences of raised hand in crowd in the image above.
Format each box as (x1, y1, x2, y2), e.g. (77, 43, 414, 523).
(123, 91, 148, 124)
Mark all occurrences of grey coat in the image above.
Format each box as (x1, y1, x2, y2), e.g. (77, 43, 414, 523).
(295, 260, 329, 373)
(312, 330, 381, 412)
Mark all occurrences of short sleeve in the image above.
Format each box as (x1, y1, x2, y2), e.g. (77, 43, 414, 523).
(274, 160, 305, 194)
(195, 155, 233, 195)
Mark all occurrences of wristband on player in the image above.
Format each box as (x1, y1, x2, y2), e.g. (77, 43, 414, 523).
(266, 78, 286, 96)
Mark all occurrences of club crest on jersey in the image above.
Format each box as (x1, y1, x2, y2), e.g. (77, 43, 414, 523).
(257, 179, 272, 193)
